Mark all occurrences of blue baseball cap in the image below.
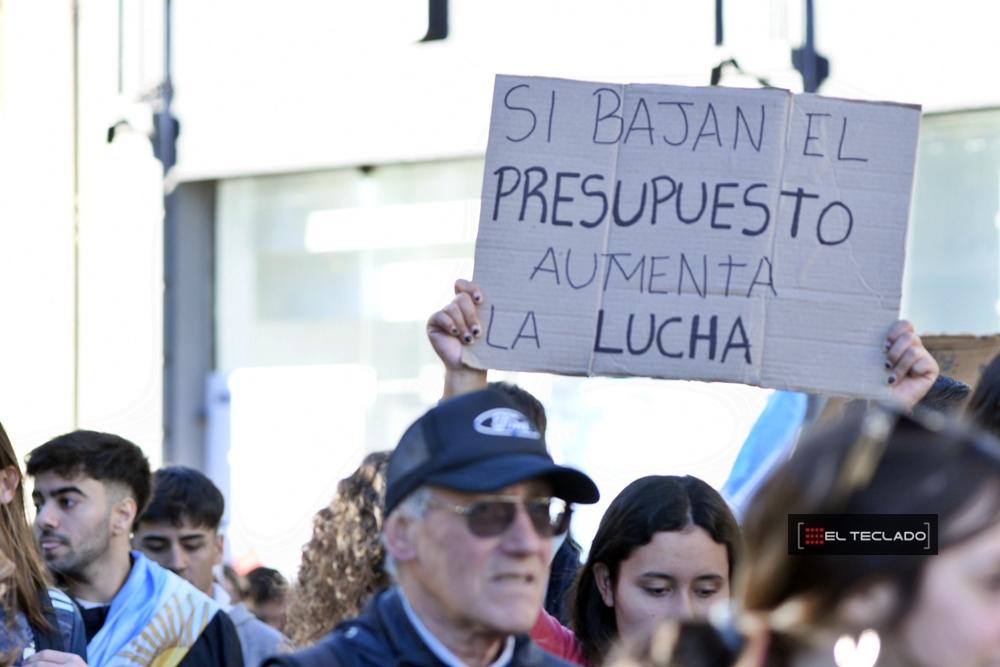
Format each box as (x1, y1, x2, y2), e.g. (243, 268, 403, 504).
(385, 387, 599, 515)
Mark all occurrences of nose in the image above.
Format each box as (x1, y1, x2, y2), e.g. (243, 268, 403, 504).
(671, 591, 695, 621)
(35, 502, 58, 530)
(166, 544, 188, 574)
(500, 501, 548, 556)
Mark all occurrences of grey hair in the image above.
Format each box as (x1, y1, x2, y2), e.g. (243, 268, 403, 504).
(382, 486, 432, 578)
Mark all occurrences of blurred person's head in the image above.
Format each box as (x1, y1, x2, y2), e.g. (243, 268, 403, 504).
(286, 450, 391, 647)
(381, 387, 598, 657)
(0, 422, 52, 633)
(27, 430, 151, 587)
(219, 563, 245, 603)
(133, 466, 225, 596)
(246, 566, 289, 632)
(488, 381, 548, 437)
(741, 405, 1000, 667)
(966, 352, 1000, 436)
(570, 475, 741, 664)
(601, 619, 742, 667)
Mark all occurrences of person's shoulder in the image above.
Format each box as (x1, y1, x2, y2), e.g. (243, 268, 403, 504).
(46, 587, 88, 657)
(529, 610, 584, 665)
(261, 633, 345, 667)
(46, 586, 83, 629)
(249, 616, 285, 647)
(46, 587, 76, 613)
(229, 603, 282, 636)
(516, 634, 586, 667)
(229, 604, 287, 662)
(177, 607, 245, 667)
(262, 617, 391, 667)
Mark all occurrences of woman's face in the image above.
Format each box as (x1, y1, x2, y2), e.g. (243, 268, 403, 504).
(898, 519, 1000, 667)
(596, 526, 730, 645)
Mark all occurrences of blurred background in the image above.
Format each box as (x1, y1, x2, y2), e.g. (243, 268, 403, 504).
(1, 0, 998, 576)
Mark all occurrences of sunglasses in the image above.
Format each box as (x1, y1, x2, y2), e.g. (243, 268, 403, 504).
(427, 495, 572, 538)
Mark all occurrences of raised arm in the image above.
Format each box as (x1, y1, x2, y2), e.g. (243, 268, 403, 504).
(426, 279, 489, 398)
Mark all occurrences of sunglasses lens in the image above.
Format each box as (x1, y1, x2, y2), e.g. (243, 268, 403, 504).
(467, 501, 517, 537)
(464, 498, 573, 537)
(528, 498, 571, 537)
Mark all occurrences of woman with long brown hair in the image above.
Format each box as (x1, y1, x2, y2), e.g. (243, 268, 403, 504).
(283, 450, 392, 648)
(0, 422, 87, 664)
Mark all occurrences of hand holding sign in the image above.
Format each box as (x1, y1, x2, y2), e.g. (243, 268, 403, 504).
(464, 76, 921, 399)
(885, 320, 939, 410)
(428, 279, 489, 397)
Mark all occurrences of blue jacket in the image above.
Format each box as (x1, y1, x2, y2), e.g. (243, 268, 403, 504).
(0, 587, 88, 664)
(263, 587, 574, 667)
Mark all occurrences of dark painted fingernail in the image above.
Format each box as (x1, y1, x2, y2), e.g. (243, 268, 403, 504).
(887, 374, 897, 385)
(472, 326, 481, 337)
(451, 327, 459, 336)
(474, 293, 483, 303)
(463, 333, 473, 343)
(884, 361, 892, 369)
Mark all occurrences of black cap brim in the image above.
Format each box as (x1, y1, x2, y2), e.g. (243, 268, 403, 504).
(423, 453, 599, 504)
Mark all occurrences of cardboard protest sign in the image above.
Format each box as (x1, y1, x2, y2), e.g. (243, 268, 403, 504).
(465, 75, 921, 398)
(923, 334, 1000, 389)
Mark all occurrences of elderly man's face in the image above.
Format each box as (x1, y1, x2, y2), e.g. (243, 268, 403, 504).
(399, 480, 555, 638)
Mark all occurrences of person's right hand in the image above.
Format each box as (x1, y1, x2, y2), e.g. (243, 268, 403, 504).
(426, 279, 488, 397)
(426, 279, 484, 370)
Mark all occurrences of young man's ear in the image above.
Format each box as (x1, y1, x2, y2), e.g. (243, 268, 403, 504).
(383, 513, 419, 563)
(0, 466, 20, 505)
(593, 562, 615, 608)
(214, 532, 225, 566)
(112, 496, 138, 537)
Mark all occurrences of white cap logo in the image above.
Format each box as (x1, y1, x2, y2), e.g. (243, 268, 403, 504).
(473, 408, 541, 439)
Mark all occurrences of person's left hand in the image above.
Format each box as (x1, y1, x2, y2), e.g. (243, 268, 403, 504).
(884, 319, 939, 411)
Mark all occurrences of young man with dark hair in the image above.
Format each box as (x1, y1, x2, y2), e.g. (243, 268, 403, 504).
(135, 466, 285, 666)
(27, 430, 243, 666)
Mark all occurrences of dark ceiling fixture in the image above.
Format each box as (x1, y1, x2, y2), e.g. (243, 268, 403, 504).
(420, 0, 448, 42)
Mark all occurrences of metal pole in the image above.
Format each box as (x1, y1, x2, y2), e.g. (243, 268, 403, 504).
(802, 0, 817, 92)
(715, 0, 724, 46)
(157, 0, 175, 173)
(160, 0, 178, 460)
(71, 0, 81, 429)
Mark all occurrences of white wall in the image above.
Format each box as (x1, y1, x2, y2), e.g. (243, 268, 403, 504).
(0, 1, 77, 456)
(172, 0, 1000, 181)
(0, 0, 164, 464)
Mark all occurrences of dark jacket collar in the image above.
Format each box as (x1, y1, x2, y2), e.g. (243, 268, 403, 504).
(331, 586, 568, 667)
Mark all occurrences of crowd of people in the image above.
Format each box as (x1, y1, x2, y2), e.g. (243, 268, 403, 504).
(2, 278, 999, 667)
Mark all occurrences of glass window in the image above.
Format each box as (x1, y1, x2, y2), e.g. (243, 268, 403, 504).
(904, 109, 1000, 333)
(215, 159, 771, 574)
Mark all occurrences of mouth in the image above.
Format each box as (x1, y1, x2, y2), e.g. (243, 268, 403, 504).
(38, 536, 67, 552)
(492, 573, 537, 584)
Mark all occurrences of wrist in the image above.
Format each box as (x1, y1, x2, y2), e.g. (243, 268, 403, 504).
(443, 367, 488, 398)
